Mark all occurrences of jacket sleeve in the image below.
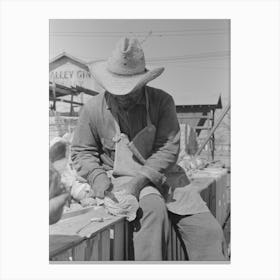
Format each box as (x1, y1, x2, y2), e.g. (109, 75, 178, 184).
(71, 106, 110, 190)
(137, 94, 180, 187)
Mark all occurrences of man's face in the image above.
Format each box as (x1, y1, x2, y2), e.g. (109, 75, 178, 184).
(111, 87, 144, 109)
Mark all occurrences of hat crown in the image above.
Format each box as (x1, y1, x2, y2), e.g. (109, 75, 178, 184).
(107, 37, 146, 76)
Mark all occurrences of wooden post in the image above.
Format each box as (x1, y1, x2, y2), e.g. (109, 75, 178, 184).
(207, 112, 211, 161)
(195, 103, 230, 157)
(211, 109, 216, 160)
(70, 93, 74, 116)
(52, 81, 56, 111)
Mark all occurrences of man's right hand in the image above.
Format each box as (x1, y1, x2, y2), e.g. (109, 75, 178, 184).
(90, 173, 112, 199)
(91, 181, 119, 203)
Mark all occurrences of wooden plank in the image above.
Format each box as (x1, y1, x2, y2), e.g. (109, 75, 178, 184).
(50, 207, 124, 238)
(75, 85, 98, 97)
(100, 230, 110, 261)
(49, 97, 83, 106)
(51, 248, 72, 261)
(52, 82, 56, 110)
(49, 234, 84, 258)
(194, 126, 212, 130)
(124, 221, 129, 260)
(110, 228, 114, 261)
(200, 186, 210, 208)
(86, 234, 100, 261)
(61, 205, 96, 220)
(72, 240, 87, 261)
(214, 172, 228, 225)
(113, 221, 125, 260)
(209, 181, 216, 218)
(178, 116, 211, 120)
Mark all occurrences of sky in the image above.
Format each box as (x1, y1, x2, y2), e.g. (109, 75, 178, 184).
(49, 19, 230, 106)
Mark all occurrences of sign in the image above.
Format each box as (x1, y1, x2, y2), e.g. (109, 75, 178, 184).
(49, 62, 94, 88)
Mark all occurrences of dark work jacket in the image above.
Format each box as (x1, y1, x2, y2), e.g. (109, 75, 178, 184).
(71, 86, 180, 191)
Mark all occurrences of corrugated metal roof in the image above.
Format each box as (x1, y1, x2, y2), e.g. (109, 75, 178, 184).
(49, 52, 89, 72)
(175, 92, 222, 107)
(50, 52, 88, 65)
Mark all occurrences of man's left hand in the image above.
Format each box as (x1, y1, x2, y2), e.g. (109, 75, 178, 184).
(121, 175, 149, 200)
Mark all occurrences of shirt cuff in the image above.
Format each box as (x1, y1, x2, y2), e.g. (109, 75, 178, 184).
(88, 171, 111, 191)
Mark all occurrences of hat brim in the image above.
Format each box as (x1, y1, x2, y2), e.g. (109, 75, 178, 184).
(90, 61, 164, 95)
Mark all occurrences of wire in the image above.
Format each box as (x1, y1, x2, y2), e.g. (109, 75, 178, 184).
(50, 28, 227, 34)
(49, 51, 230, 64)
(147, 51, 230, 63)
(50, 28, 228, 38)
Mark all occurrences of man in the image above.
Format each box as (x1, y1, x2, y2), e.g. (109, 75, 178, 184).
(71, 37, 226, 261)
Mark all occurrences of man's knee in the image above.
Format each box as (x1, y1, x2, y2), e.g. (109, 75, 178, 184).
(202, 214, 224, 242)
(139, 194, 167, 223)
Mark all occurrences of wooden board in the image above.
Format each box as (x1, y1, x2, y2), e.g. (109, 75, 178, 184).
(51, 248, 72, 261)
(72, 240, 87, 261)
(50, 207, 125, 261)
(49, 234, 84, 259)
(84, 234, 99, 261)
(113, 221, 125, 260)
(50, 207, 124, 238)
(192, 168, 228, 225)
(100, 230, 110, 261)
(62, 205, 97, 220)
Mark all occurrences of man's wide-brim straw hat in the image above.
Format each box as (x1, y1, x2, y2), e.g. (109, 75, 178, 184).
(90, 37, 164, 95)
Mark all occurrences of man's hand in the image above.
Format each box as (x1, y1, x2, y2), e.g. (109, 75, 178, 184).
(121, 175, 149, 200)
(90, 173, 113, 199)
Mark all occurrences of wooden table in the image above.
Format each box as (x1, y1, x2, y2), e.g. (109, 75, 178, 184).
(49, 207, 128, 261)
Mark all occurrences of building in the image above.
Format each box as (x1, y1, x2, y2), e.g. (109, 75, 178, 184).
(49, 52, 229, 161)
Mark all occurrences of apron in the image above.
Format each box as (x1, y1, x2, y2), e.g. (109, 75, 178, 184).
(108, 89, 209, 215)
(108, 88, 160, 199)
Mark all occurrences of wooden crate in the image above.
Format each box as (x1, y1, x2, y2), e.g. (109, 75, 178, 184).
(49, 206, 127, 262)
(50, 171, 228, 262)
(197, 169, 228, 226)
(50, 219, 127, 261)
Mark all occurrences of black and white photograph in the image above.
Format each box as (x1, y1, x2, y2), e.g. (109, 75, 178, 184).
(1, 0, 280, 279)
(49, 19, 231, 262)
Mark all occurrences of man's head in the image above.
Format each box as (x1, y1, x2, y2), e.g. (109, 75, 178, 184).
(90, 37, 164, 96)
(111, 87, 144, 110)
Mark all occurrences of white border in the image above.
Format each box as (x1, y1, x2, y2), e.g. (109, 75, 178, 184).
(0, 1, 279, 280)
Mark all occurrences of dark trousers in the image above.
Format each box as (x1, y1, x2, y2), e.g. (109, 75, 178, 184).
(130, 194, 226, 261)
